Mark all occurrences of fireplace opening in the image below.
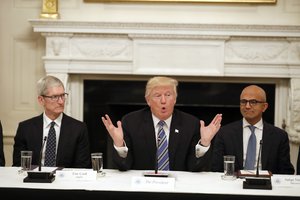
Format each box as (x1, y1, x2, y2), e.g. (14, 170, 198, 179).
(84, 80, 275, 169)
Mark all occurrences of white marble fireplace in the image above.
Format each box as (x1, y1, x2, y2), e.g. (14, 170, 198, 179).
(29, 19, 300, 143)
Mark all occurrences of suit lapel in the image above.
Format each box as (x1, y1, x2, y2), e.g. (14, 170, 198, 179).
(261, 122, 273, 169)
(56, 113, 68, 162)
(235, 121, 244, 169)
(141, 110, 157, 164)
(34, 114, 44, 155)
(168, 110, 181, 166)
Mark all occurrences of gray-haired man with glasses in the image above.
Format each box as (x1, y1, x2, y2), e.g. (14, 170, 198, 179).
(13, 75, 91, 169)
(211, 85, 294, 175)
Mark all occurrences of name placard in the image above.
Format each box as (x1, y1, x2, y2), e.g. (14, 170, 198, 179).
(131, 176, 175, 191)
(272, 175, 300, 186)
(56, 170, 97, 181)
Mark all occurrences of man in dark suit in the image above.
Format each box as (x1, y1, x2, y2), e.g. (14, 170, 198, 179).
(102, 76, 222, 172)
(211, 85, 294, 174)
(297, 146, 300, 175)
(13, 75, 90, 168)
(0, 121, 5, 166)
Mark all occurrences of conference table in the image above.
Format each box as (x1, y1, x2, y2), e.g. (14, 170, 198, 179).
(0, 167, 299, 199)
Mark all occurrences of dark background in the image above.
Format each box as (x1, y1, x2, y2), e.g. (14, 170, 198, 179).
(84, 79, 275, 169)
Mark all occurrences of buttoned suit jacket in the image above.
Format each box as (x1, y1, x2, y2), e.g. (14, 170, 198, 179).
(13, 113, 91, 168)
(112, 107, 212, 172)
(211, 119, 295, 174)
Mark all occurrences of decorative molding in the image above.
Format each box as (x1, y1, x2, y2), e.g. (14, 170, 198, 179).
(29, 20, 300, 37)
(225, 41, 289, 62)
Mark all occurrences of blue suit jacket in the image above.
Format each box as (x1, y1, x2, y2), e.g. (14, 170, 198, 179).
(211, 119, 295, 174)
(13, 113, 91, 168)
(112, 107, 212, 172)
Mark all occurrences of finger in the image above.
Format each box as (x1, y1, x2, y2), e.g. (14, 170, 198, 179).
(212, 114, 222, 125)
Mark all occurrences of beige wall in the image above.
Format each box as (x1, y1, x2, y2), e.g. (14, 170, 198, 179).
(0, 0, 299, 168)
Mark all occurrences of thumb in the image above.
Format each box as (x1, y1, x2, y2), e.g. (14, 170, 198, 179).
(116, 121, 122, 128)
(200, 120, 205, 127)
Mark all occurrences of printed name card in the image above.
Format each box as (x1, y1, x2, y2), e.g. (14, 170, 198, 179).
(131, 176, 175, 191)
(272, 175, 300, 186)
(56, 170, 97, 181)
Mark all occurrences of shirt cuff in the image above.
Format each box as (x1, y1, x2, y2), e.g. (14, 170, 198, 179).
(195, 142, 210, 158)
(114, 141, 128, 158)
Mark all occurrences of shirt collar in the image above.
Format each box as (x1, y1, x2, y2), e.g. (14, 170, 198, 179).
(242, 118, 263, 131)
(152, 114, 172, 129)
(43, 112, 63, 128)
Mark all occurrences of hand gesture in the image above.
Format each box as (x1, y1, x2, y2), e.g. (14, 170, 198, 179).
(101, 114, 124, 147)
(199, 114, 222, 146)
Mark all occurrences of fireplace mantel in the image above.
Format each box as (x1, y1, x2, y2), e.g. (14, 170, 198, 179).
(29, 19, 300, 143)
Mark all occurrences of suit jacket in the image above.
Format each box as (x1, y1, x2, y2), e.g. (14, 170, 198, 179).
(297, 146, 300, 175)
(112, 107, 212, 172)
(13, 113, 91, 168)
(211, 119, 295, 174)
(0, 121, 5, 166)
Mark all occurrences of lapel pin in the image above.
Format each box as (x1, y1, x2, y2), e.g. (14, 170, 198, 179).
(175, 129, 179, 133)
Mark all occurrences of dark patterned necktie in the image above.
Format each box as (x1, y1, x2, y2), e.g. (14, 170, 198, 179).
(45, 121, 56, 166)
(244, 125, 256, 170)
(157, 120, 169, 171)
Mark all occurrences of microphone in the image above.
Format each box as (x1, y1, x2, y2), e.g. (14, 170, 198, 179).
(23, 136, 55, 183)
(143, 137, 168, 177)
(155, 137, 160, 174)
(256, 140, 263, 177)
(243, 139, 272, 190)
(39, 136, 47, 171)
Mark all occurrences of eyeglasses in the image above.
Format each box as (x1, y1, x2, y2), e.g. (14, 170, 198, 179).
(240, 99, 265, 106)
(42, 93, 68, 102)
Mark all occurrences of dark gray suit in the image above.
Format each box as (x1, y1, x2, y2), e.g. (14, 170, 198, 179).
(112, 107, 212, 172)
(297, 146, 300, 175)
(211, 120, 295, 174)
(0, 121, 5, 166)
(13, 113, 91, 168)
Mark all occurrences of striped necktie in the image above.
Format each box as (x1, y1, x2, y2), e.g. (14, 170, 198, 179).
(244, 125, 256, 170)
(157, 120, 169, 171)
(45, 121, 56, 166)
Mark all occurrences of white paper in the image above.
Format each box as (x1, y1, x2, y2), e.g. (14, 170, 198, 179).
(131, 176, 175, 191)
(32, 166, 58, 172)
(239, 170, 270, 176)
(55, 169, 97, 181)
(272, 175, 300, 187)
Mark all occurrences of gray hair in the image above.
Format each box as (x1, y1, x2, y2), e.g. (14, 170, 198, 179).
(145, 76, 178, 98)
(37, 75, 64, 96)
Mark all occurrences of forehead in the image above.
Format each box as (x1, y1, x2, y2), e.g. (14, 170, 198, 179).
(151, 85, 173, 93)
(46, 86, 65, 95)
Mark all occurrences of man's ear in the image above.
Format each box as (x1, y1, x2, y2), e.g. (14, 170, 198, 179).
(145, 97, 151, 107)
(262, 103, 269, 112)
(37, 96, 44, 106)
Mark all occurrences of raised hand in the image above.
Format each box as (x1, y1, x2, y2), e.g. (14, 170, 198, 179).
(199, 113, 222, 146)
(101, 114, 124, 147)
